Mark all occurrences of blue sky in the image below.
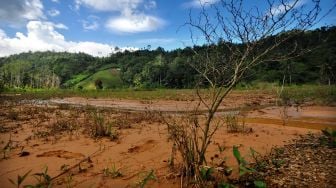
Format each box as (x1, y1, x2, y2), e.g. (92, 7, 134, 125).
(0, 0, 335, 57)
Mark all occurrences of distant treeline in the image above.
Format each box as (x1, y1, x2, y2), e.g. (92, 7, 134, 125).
(0, 26, 335, 90)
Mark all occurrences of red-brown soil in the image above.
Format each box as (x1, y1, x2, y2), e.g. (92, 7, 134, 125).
(0, 95, 335, 187)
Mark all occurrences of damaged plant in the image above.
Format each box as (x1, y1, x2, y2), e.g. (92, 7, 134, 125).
(90, 111, 119, 140)
(165, 0, 332, 186)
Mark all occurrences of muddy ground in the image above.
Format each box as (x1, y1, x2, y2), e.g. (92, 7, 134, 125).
(0, 93, 335, 187)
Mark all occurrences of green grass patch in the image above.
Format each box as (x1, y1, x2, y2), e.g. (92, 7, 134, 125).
(1, 84, 334, 104)
(280, 85, 336, 105)
(76, 69, 124, 89)
(64, 74, 90, 87)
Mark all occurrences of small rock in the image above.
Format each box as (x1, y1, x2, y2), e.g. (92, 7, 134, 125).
(19, 151, 30, 157)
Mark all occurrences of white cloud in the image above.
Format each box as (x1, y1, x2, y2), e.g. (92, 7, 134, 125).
(82, 21, 99, 31)
(106, 14, 164, 33)
(75, 0, 164, 33)
(145, 0, 156, 10)
(270, 0, 306, 16)
(0, 29, 6, 38)
(0, 21, 136, 57)
(75, 0, 142, 12)
(67, 42, 114, 56)
(48, 9, 60, 17)
(81, 15, 100, 31)
(51, 0, 59, 3)
(136, 38, 175, 44)
(183, 0, 219, 8)
(52, 23, 68, 30)
(0, 0, 45, 25)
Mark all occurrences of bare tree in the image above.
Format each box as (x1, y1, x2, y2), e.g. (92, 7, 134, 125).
(166, 0, 335, 185)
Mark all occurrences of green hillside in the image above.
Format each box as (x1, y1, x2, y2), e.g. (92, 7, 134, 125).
(75, 69, 124, 90)
(0, 26, 335, 90)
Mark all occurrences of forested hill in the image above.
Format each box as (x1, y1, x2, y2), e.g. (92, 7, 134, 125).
(0, 52, 100, 88)
(0, 26, 335, 90)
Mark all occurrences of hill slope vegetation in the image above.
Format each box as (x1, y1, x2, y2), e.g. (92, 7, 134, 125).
(0, 26, 335, 90)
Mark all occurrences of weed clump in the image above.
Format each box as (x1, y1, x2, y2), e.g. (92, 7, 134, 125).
(225, 114, 252, 133)
(137, 170, 156, 188)
(89, 111, 119, 140)
(103, 164, 123, 178)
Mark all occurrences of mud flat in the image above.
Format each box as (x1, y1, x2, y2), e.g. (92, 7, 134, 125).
(0, 97, 335, 187)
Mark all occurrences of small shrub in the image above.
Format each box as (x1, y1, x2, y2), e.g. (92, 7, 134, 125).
(225, 114, 251, 133)
(95, 79, 103, 90)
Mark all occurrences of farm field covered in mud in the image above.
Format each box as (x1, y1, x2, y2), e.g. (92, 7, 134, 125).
(1, 91, 335, 187)
(1, 0, 336, 187)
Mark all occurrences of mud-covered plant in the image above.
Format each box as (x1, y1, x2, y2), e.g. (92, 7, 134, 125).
(8, 170, 32, 188)
(90, 111, 119, 140)
(217, 144, 226, 153)
(137, 170, 156, 188)
(166, 0, 330, 186)
(164, 114, 214, 182)
(272, 158, 284, 168)
(106, 123, 119, 141)
(60, 164, 70, 172)
(2, 135, 13, 159)
(103, 164, 123, 178)
(33, 167, 52, 187)
(250, 148, 267, 171)
(50, 111, 78, 136)
(92, 111, 105, 137)
(52, 119, 71, 133)
(276, 80, 291, 127)
(225, 114, 249, 133)
(200, 166, 214, 181)
(233, 146, 255, 176)
(273, 147, 285, 155)
(225, 114, 239, 133)
(66, 174, 73, 188)
(321, 128, 336, 147)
